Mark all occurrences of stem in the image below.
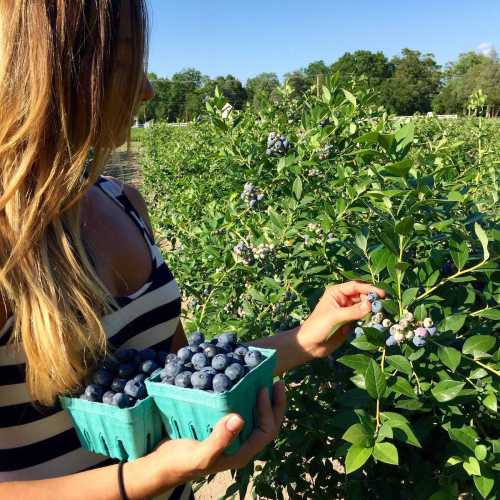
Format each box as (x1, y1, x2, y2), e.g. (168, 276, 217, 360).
(375, 348, 386, 433)
(409, 360, 422, 395)
(199, 264, 237, 323)
(397, 235, 405, 317)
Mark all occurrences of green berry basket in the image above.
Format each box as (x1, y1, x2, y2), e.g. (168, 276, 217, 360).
(59, 394, 164, 461)
(145, 346, 277, 455)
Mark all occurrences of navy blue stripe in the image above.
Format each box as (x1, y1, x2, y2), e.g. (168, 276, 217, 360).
(109, 296, 181, 346)
(0, 363, 24, 385)
(115, 192, 156, 245)
(81, 457, 117, 472)
(170, 484, 190, 500)
(0, 328, 12, 346)
(0, 428, 81, 471)
(0, 401, 62, 428)
(149, 335, 174, 353)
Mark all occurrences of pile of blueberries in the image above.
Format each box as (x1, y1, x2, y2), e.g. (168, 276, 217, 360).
(240, 182, 264, 208)
(157, 331, 264, 393)
(354, 292, 438, 348)
(78, 348, 166, 408)
(266, 132, 292, 157)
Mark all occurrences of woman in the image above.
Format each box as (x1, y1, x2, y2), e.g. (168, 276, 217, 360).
(0, 1, 383, 499)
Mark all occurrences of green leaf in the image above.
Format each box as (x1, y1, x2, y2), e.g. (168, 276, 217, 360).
(474, 223, 490, 261)
(364, 359, 387, 399)
(473, 474, 495, 499)
(431, 380, 465, 402)
(322, 85, 332, 104)
(385, 355, 412, 375)
(474, 444, 488, 461)
(463, 335, 496, 355)
(391, 376, 417, 399)
(475, 308, 500, 320)
(439, 314, 466, 333)
(376, 423, 393, 442)
(373, 442, 399, 465)
(383, 158, 412, 177)
(342, 89, 357, 107)
(391, 422, 422, 448)
(292, 176, 303, 200)
(345, 445, 372, 474)
(463, 456, 481, 476)
(483, 393, 497, 412)
(351, 335, 377, 352)
(450, 240, 469, 270)
(355, 231, 368, 252)
(395, 216, 414, 236)
(402, 288, 419, 307)
(437, 346, 462, 372)
(448, 427, 477, 452)
(342, 424, 373, 447)
(337, 354, 371, 373)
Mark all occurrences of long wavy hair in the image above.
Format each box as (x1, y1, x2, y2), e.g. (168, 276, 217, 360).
(0, 0, 149, 406)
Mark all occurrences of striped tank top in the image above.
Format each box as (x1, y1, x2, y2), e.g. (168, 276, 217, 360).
(0, 175, 193, 500)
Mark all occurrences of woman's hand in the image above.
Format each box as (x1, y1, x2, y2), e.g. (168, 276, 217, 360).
(141, 381, 287, 496)
(297, 280, 385, 359)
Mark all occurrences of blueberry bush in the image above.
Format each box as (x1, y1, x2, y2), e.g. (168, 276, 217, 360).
(140, 78, 499, 499)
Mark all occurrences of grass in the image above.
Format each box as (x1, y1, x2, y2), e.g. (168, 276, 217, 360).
(130, 127, 147, 142)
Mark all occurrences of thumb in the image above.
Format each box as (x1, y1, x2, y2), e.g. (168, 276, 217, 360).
(200, 413, 244, 463)
(332, 298, 372, 325)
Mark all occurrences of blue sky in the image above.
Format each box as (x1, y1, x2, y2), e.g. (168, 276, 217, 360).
(146, 0, 499, 83)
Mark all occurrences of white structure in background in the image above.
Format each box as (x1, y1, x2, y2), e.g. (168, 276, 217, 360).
(144, 120, 154, 128)
(221, 103, 233, 119)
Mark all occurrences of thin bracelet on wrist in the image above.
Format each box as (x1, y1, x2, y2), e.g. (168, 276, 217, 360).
(117, 461, 129, 500)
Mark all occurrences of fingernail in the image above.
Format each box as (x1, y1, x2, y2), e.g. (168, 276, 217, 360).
(226, 415, 243, 432)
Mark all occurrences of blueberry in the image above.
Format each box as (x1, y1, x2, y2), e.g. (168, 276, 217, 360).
(111, 378, 127, 392)
(124, 379, 147, 400)
(177, 347, 193, 363)
(191, 371, 213, 390)
(192, 353, 209, 370)
(215, 343, 231, 354)
(164, 361, 183, 378)
(92, 369, 114, 387)
(188, 331, 205, 346)
(225, 363, 245, 382)
(112, 392, 132, 408)
(84, 384, 105, 402)
(367, 292, 378, 303)
(354, 327, 364, 338)
(415, 327, 428, 338)
(227, 352, 244, 364)
(133, 373, 147, 383)
(385, 336, 397, 347)
(101, 356, 118, 372)
(156, 351, 168, 365)
(371, 323, 385, 332)
(413, 336, 426, 347)
(174, 371, 193, 388)
(212, 354, 230, 371)
(102, 390, 116, 405)
(166, 353, 178, 364)
(114, 349, 135, 363)
(244, 350, 263, 368)
(118, 362, 137, 379)
(189, 345, 203, 354)
(141, 360, 159, 375)
(200, 366, 217, 376)
(203, 345, 219, 359)
(218, 332, 237, 346)
(161, 375, 175, 385)
(233, 345, 249, 357)
(213, 373, 232, 393)
(199, 342, 211, 350)
(139, 348, 157, 362)
(426, 326, 437, 336)
(371, 301, 383, 313)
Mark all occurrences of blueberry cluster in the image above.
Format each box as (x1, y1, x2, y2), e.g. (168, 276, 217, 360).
(319, 118, 332, 128)
(317, 144, 333, 161)
(307, 168, 320, 177)
(158, 331, 264, 393)
(233, 241, 275, 265)
(78, 348, 166, 408)
(354, 292, 438, 348)
(303, 223, 334, 246)
(266, 132, 292, 157)
(240, 182, 264, 208)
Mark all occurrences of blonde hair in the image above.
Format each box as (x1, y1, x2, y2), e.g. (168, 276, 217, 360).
(0, 0, 149, 406)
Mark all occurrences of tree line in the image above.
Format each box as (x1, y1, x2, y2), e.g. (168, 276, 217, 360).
(138, 48, 500, 123)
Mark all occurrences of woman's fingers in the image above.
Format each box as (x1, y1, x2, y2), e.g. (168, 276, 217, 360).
(331, 281, 385, 299)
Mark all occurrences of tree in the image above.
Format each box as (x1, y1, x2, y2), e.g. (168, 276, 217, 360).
(283, 70, 309, 96)
(382, 48, 442, 115)
(303, 60, 330, 87)
(246, 72, 280, 110)
(331, 50, 394, 89)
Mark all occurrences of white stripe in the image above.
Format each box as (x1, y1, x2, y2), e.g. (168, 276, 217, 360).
(0, 316, 14, 338)
(0, 447, 109, 481)
(0, 409, 72, 449)
(0, 382, 30, 406)
(122, 316, 179, 351)
(102, 279, 181, 338)
(0, 279, 180, 367)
